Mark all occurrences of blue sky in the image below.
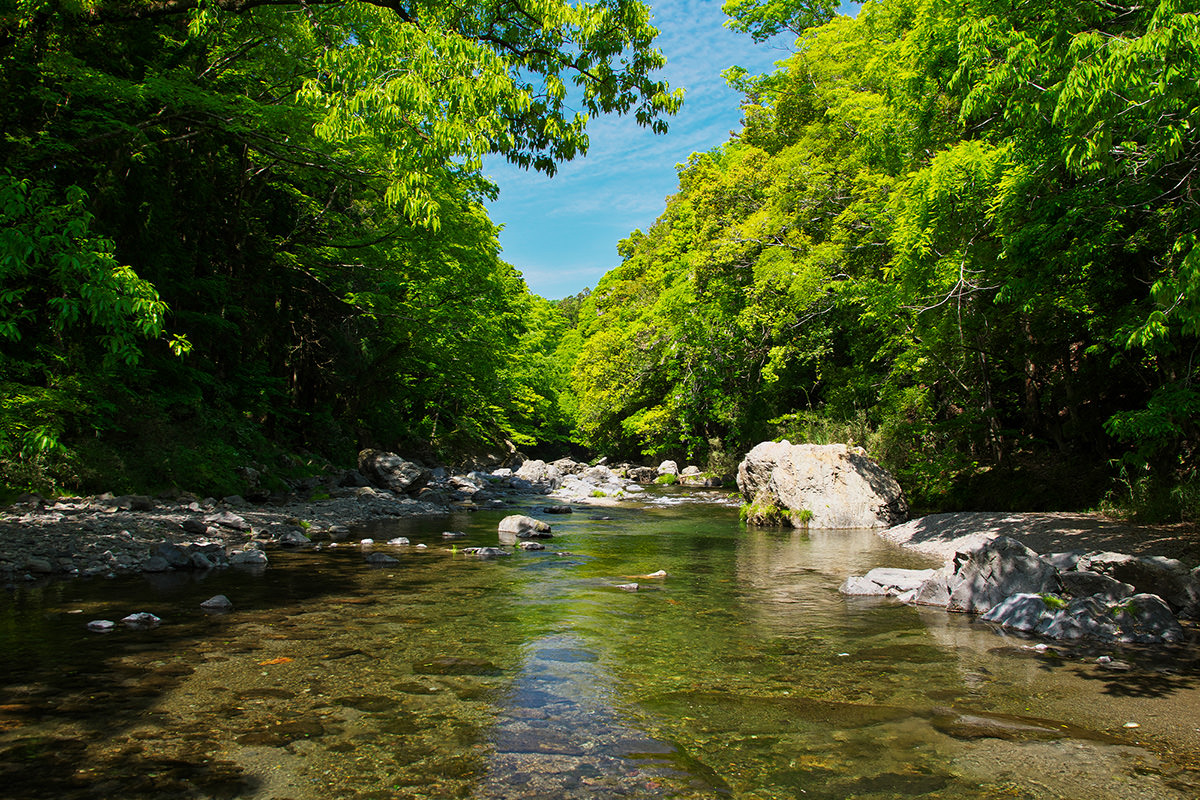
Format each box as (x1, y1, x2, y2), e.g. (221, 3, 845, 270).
(483, 1, 861, 299)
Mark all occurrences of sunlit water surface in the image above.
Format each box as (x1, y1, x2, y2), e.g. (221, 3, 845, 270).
(3, 489, 1200, 799)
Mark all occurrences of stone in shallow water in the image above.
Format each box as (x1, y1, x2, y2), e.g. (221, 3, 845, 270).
(87, 619, 115, 633)
(364, 552, 399, 566)
(200, 594, 234, 611)
(121, 612, 161, 629)
(413, 657, 501, 676)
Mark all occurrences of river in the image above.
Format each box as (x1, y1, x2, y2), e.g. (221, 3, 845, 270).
(2, 488, 1199, 798)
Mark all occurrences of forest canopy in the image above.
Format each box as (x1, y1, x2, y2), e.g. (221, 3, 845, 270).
(0, 0, 678, 493)
(2, 0, 1197, 522)
(568, 0, 1200, 518)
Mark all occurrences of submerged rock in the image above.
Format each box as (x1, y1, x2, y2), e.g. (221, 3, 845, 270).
(840, 567, 939, 601)
(200, 594, 234, 611)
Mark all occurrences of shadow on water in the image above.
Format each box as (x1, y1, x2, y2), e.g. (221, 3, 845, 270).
(3, 495, 1200, 799)
(0, 528, 523, 799)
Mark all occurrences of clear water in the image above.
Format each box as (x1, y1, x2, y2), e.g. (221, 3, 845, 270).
(2, 489, 1199, 799)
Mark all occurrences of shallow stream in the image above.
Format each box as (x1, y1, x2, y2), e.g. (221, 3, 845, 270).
(3, 489, 1200, 799)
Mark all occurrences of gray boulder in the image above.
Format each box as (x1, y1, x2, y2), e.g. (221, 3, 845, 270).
(357, 449, 431, 495)
(981, 592, 1183, 644)
(627, 466, 659, 484)
(514, 459, 564, 490)
(550, 457, 586, 475)
(1078, 552, 1196, 612)
(205, 510, 250, 531)
(1058, 570, 1134, 602)
(736, 441, 908, 528)
(657, 460, 679, 476)
(946, 537, 1060, 615)
(498, 514, 552, 545)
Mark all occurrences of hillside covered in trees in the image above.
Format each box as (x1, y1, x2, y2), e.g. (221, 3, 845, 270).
(0, 0, 678, 493)
(566, 0, 1200, 518)
(2, 0, 1198, 521)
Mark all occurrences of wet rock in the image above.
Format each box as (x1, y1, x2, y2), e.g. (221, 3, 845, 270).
(200, 594, 234, 611)
(365, 552, 400, 566)
(190, 551, 216, 570)
(542, 505, 573, 515)
(24, 556, 54, 574)
(498, 515, 552, 545)
(931, 709, 1067, 741)
(462, 546, 511, 557)
(121, 612, 161, 629)
(87, 619, 116, 632)
(181, 518, 209, 535)
(442, 531, 468, 539)
(615, 583, 639, 591)
(387, 537, 411, 546)
(229, 550, 268, 567)
(141, 556, 172, 573)
(518, 541, 545, 551)
(152, 542, 191, 568)
(840, 567, 939, 600)
(413, 656, 501, 675)
(277, 530, 311, 547)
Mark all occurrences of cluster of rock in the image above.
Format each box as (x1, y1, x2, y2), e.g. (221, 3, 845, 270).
(0, 448, 726, 584)
(737, 441, 908, 528)
(841, 536, 1198, 644)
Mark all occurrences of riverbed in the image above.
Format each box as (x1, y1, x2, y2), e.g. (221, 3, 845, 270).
(2, 489, 1199, 799)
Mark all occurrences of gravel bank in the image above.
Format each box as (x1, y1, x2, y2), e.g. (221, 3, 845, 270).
(882, 511, 1200, 566)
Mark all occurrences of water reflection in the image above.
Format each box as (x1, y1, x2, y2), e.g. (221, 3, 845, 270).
(1, 495, 1198, 799)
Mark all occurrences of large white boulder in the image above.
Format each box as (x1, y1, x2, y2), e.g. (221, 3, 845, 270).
(736, 441, 907, 529)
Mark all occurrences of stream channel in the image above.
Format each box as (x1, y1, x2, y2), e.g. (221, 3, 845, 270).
(3, 487, 1200, 799)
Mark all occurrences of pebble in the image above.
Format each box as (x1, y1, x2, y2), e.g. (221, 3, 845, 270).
(87, 619, 116, 632)
(121, 612, 161, 628)
(388, 537, 410, 546)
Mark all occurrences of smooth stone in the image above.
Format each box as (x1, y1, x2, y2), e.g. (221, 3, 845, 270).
(141, 556, 172, 573)
(518, 541, 545, 551)
(87, 619, 116, 632)
(200, 594, 234, 611)
(387, 537, 411, 546)
(230, 550, 268, 566)
(365, 552, 400, 566)
(121, 612, 161, 628)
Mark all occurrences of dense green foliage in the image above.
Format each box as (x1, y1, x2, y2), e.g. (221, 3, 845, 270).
(570, 0, 1200, 518)
(0, 0, 678, 494)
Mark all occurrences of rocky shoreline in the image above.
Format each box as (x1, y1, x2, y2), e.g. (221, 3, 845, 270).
(0, 452, 715, 586)
(844, 514, 1200, 645)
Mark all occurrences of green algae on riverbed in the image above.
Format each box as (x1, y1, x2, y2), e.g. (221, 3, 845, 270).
(2, 492, 1200, 799)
